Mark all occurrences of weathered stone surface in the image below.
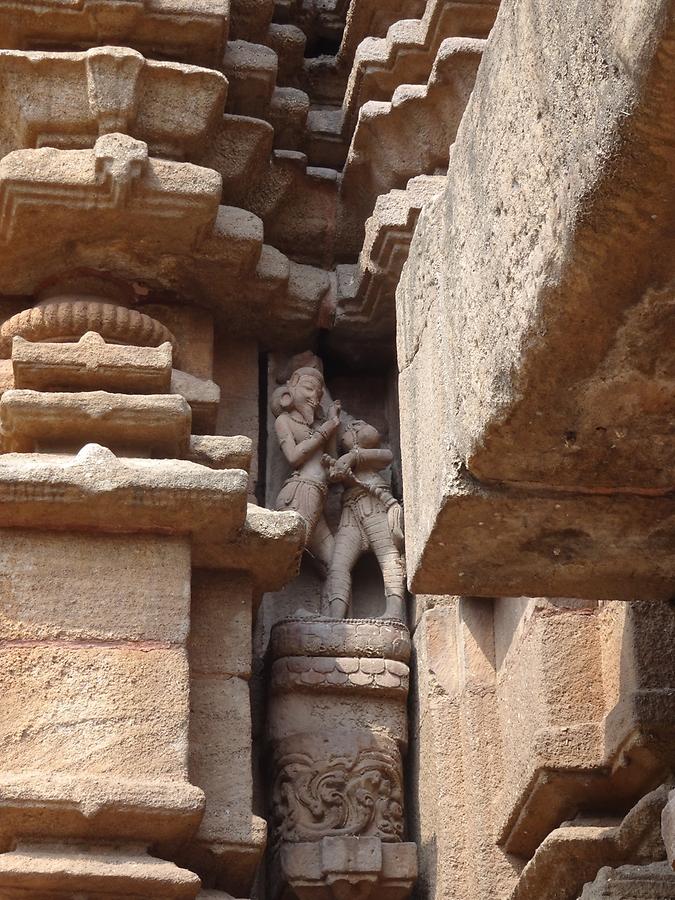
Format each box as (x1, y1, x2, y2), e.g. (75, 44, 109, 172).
(0, 530, 191, 644)
(0, 843, 201, 898)
(339, 37, 484, 258)
(0, 0, 229, 67)
(0, 135, 334, 343)
(0, 389, 192, 455)
(494, 600, 675, 858)
(0, 46, 227, 161)
(397, 0, 675, 598)
(11, 333, 173, 393)
(342, 0, 497, 135)
(0, 772, 204, 848)
(0, 444, 249, 555)
(182, 674, 267, 895)
(332, 175, 444, 356)
(187, 435, 254, 471)
(579, 863, 675, 898)
(513, 784, 671, 900)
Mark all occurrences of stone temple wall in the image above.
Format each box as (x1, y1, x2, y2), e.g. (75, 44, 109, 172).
(0, 0, 672, 898)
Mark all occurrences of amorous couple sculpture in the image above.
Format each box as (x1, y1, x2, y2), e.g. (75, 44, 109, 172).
(271, 364, 406, 621)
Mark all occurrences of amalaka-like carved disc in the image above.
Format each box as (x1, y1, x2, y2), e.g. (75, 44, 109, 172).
(0, 300, 177, 358)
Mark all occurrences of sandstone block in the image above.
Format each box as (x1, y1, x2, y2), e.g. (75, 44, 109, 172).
(0, 645, 190, 779)
(11, 333, 173, 394)
(396, 0, 675, 598)
(0, 46, 227, 161)
(0, 0, 229, 67)
(190, 571, 253, 677)
(0, 530, 190, 644)
(0, 389, 192, 455)
(182, 674, 266, 894)
(0, 445, 250, 565)
(0, 772, 204, 849)
(0, 843, 201, 899)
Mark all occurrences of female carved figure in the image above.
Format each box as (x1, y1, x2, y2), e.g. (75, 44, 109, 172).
(271, 365, 341, 572)
(325, 419, 406, 621)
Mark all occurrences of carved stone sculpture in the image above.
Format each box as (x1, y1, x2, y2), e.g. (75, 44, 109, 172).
(271, 365, 341, 571)
(325, 419, 406, 620)
(266, 617, 417, 899)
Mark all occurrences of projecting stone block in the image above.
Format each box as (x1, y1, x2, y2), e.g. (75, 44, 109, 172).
(0, 843, 201, 899)
(11, 333, 173, 393)
(397, 0, 675, 599)
(0, 389, 192, 455)
(579, 863, 675, 898)
(0, 773, 204, 848)
(0, 134, 333, 343)
(0, 444, 250, 562)
(0, 0, 229, 68)
(339, 38, 484, 258)
(0, 46, 227, 161)
(342, 0, 497, 135)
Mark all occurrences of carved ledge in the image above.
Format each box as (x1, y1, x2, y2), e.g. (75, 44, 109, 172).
(0, 443, 248, 545)
(281, 837, 417, 900)
(0, 46, 227, 161)
(0, 0, 229, 68)
(338, 37, 485, 257)
(342, 0, 497, 136)
(0, 772, 205, 850)
(330, 175, 444, 358)
(0, 844, 201, 899)
(10, 333, 174, 393)
(0, 389, 192, 455)
(0, 135, 334, 343)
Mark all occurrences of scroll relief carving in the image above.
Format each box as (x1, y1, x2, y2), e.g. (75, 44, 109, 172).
(271, 737, 405, 844)
(271, 359, 406, 620)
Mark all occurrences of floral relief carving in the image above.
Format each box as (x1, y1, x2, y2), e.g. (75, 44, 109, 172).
(271, 739, 405, 844)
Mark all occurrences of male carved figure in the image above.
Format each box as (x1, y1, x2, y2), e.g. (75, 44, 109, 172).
(325, 420, 406, 620)
(272, 366, 340, 571)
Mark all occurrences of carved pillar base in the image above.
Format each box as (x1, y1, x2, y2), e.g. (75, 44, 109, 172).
(281, 837, 417, 900)
(267, 618, 417, 900)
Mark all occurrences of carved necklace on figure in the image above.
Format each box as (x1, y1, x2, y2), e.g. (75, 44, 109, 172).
(288, 410, 323, 437)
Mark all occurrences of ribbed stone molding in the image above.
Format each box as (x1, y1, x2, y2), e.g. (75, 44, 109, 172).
(267, 618, 417, 899)
(0, 298, 177, 358)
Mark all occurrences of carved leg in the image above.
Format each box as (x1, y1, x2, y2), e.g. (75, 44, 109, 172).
(326, 517, 366, 616)
(361, 510, 407, 620)
(307, 514, 335, 574)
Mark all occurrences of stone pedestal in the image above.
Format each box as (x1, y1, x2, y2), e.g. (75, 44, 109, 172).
(267, 618, 417, 899)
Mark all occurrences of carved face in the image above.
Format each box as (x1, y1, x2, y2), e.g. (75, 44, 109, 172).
(290, 373, 323, 425)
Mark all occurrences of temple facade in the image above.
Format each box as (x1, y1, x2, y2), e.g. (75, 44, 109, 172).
(0, 0, 673, 898)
